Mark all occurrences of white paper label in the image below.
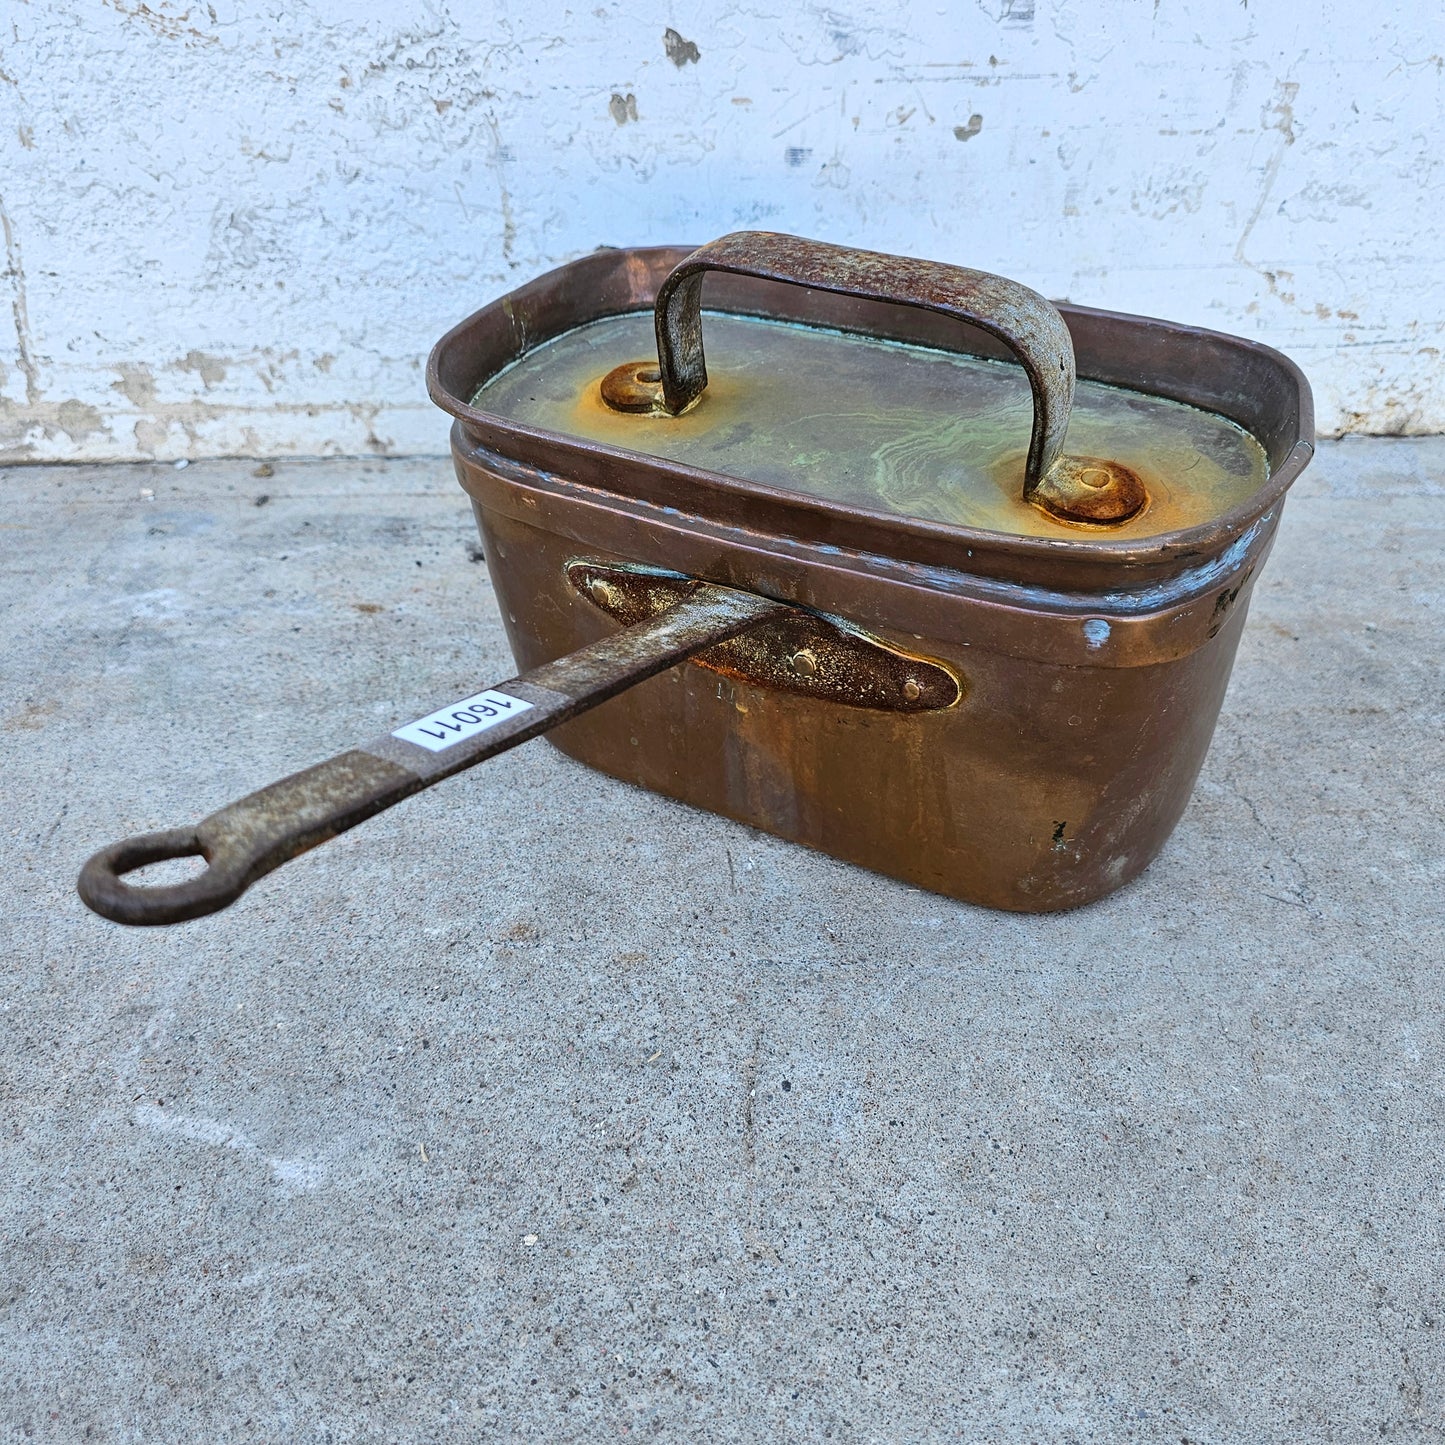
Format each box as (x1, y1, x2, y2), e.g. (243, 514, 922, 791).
(392, 689, 534, 752)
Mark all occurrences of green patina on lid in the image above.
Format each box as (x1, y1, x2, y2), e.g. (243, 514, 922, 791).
(472, 311, 1267, 542)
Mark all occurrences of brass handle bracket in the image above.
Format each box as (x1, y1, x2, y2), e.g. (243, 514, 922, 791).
(567, 561, 961, 712)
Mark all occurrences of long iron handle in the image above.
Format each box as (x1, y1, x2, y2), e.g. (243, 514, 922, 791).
(78, 584, 789, 927)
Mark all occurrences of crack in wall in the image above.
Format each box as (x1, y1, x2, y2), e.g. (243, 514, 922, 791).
(1233, 79, 1303, 310)
(0, 196, 39, 405)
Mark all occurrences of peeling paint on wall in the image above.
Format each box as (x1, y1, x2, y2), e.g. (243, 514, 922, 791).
(662, 29, 701, 68)
(608, 92, 640, 126)
(0, 1, 1442, 462)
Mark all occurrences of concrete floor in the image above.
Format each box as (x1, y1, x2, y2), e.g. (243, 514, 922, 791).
(2, 440, 1442, 1443)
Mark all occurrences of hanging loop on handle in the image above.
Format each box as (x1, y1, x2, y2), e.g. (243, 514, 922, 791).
(599, 230, 1145, 526)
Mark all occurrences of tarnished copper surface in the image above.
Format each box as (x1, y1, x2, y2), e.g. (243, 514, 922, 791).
(470, 493, 1260, 911)
(430, 244, 1311, 594)
(480, 313, 1265, 543)
(565, 560, 961, 712)
(428, 234, 1314, 910)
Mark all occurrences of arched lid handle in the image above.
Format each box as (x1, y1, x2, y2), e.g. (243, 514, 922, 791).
(600, 231, 1144, 526)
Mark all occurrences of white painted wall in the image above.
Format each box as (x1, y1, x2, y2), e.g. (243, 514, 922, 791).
(1, 1, 1441, 462)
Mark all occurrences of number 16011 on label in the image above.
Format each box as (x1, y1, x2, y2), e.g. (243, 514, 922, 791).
(392, 689, 534, 752)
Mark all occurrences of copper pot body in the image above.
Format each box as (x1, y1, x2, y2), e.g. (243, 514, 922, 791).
(432, 246, 1312, 912)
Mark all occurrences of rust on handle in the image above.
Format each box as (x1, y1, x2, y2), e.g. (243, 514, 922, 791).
(77, 583, 789, 927)
(597, 229, 1146, 527)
